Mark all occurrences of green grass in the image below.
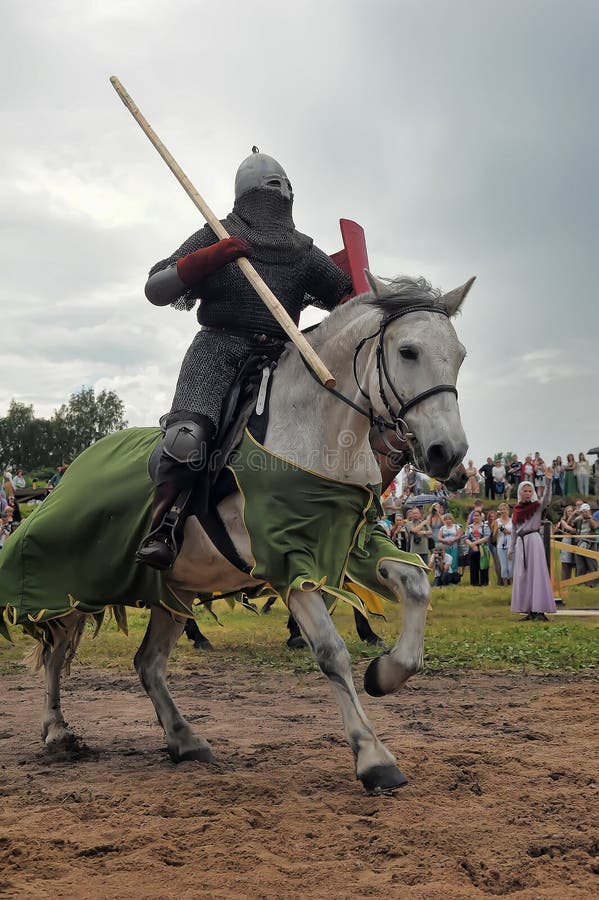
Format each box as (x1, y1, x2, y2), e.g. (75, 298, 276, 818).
(1, 583, 597, 677)
(422, 586, 598, 673)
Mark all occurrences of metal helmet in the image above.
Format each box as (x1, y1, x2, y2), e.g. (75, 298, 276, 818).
(234, 147, 293, 201)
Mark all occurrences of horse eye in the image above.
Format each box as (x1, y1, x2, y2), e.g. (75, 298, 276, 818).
(400, 346, 418, 361)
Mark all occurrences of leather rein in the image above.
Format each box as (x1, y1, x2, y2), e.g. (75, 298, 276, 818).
(302, 304, 458, 450)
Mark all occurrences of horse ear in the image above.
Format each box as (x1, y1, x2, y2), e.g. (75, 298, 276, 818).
(441, 276, 476, 316)
(364, 270, 391, 298)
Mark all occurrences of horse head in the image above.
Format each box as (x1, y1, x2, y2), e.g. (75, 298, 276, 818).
(363, 273, 472, 480)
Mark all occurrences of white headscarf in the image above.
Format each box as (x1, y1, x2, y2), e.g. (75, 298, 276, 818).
(516, 480, 536, 502)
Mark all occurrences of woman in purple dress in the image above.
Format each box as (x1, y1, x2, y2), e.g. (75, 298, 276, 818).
(508, 471, 556, 621)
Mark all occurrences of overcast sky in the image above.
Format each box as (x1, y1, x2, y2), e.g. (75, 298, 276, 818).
(3, 0, 597, 467)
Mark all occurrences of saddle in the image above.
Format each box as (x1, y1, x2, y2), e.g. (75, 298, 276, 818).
(148, 344, 282, 573)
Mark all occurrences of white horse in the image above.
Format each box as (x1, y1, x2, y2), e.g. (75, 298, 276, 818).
(29, 272, 472, 794)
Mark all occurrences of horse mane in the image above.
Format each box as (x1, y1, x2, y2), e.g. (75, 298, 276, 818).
(307, 275, 446, 349)
(364, 275, 444, 313)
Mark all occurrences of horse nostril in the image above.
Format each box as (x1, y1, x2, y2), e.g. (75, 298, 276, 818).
(427, 444, 466, 478)
(427, 443, 449, 470)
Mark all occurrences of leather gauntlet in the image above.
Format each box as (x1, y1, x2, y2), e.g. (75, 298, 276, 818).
(176, 237, 250, 285)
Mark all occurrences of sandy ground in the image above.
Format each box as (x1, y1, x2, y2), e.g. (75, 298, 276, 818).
(0, 660, 597, 899)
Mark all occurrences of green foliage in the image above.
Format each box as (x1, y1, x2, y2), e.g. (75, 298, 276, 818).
(446, 495, 489, 523)
(17, 504, 36, 520)
(502, 450, 515, 463)
(0, 389, 128, 470)
(51, 386, 127, 459)
(29, 467, 56, 482)
(0, 401, 53, 472)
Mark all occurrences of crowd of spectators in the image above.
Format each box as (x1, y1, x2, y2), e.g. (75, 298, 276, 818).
(1, 470, 24, 549)
(0, 465, 68, 549)
(377, 499, 498, 588)
(463, 451, 596, 500)
(379, 451, 599, 590)
(554, 500, 599, 587)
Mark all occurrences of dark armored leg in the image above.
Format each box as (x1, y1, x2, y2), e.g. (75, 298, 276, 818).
(286, 609, 385, 650)
(183, 617, 213, 651)
(353, 608, 385, 647)
(137, 412, 215, 570)
(286, 614, 307, 650)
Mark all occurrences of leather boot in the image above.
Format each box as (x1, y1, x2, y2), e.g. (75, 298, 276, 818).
(136, 414, 215, 570)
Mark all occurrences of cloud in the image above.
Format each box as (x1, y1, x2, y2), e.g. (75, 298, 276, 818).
(2, 0, 597, 469)
(518, 349, 587, 385)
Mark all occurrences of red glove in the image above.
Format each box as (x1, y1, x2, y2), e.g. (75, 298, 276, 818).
(176, 237, 250, 285)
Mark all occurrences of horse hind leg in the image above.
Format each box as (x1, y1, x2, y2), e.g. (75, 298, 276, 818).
(134, 604, 215, 764)
(288, 590, 407, 795)
(38, 612, 87, 751)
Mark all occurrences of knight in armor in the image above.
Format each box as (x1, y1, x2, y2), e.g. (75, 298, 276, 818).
(137, 150, 353, 569)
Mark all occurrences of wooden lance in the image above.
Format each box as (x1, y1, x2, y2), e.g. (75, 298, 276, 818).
(109, 76, 336, 388)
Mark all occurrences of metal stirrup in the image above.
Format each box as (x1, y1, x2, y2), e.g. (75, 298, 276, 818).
(143, 488, 192, 550)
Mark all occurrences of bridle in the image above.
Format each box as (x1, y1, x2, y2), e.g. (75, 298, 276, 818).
(303, 304, 458, 449)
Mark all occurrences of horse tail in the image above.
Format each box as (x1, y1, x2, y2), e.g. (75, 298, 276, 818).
(22, 614, 87, 676)
(24, 640, 45, 672)
(21, 620, 54, 671)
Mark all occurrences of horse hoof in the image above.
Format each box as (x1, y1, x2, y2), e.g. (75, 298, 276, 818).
(170, 746, 216, 765)
(363, 657, 386, 697)
(46, 732, 87, 754)
(193, 639, 214, 651)
(360, 764, 408, 795)
(287, 635, 307, 650)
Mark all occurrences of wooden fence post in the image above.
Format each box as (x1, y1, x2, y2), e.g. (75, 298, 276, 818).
(542, 519, 552, 569)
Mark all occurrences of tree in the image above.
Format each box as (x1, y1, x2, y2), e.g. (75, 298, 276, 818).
(0, 389, 128, 471)
(52, 388, 128, 458)
(495, 451, 515, 464)
(0, 400, 47, 470)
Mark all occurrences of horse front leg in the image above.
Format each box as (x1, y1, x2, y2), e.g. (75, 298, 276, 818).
(363, 562, 429, 697)
(40, 612, 87, 751)
(288, 590, 407, 794)
(134, 605, 215, 763)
